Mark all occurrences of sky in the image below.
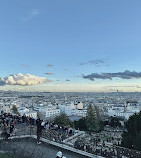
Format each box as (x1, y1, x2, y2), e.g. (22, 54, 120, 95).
(0, 0, 141, 92)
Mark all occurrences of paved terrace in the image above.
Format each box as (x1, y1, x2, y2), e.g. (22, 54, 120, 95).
(0, 124, 103, 158)
(0, 137, 88, 158)
(0, 136, 104, 158)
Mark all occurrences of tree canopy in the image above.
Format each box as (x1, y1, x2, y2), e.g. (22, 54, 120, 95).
(121, 111, 141, 150)
(54, 113, 73, 127)
(110, 116, 121, 128)
(74, 117, 87, 131)
(86, 104, 100, 132)
(12, 105, 18, 114)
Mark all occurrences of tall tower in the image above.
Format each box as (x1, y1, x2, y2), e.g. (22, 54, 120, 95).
(124, 101, 128, 112)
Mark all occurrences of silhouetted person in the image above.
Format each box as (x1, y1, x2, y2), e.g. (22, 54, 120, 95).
(36, 117, 42, 144)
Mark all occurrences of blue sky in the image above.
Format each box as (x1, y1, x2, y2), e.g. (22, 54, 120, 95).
(0, 0, 141, 92)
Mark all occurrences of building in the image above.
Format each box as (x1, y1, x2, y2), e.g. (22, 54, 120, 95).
(60, 101, 87, 117)
(60, 104, 72, 116)
(18, 107, 30, 116)
(24, 111, 37, 118)
(39, 107, 60, 118)
(107, 103, 140, 120)
(0, 105, 10, 113)
(71, 109, 87, 117)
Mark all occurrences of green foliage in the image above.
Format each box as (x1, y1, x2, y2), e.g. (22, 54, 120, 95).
(99, 120, 104, 131)
(134, 132, 141, 150)
(121, 111, 141, 150)
(54, 113, 73, 127)
(74, 117, 87, 131)
(110, 116, 121, 128)
(0, 153, 11, 158)
(86, 104, 100, 132)
(94, 105, 100, 121)
(121, 131, 134, 149)
(12, 105, 18, 114)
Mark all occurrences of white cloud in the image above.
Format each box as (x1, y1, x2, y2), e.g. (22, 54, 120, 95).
(22, 9, 39, 22)
(0, 73, 48, 86)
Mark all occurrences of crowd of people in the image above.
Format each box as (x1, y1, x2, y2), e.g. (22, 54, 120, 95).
(0, 112, 70, 157)
(74, 133, 141, 158)
(0, 112, 74, 144)
(36, 117, 74, 144)
(1, 112, 141, 158)
(0, 113, 16, 139)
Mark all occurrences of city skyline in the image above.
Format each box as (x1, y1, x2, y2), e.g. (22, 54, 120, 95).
(0, 0, 141, 92)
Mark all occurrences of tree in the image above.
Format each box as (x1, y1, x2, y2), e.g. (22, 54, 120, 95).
(12, 105, 18, 114)
(121, 111, 141, 150)
(110, 116, 121, 128)
(94, 105, 100, 121)
(74, 117, 87, 131)
(86, 104, 100, 132)
(54, 114, 73, 127)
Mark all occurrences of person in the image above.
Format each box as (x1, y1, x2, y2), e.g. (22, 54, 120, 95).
(56, 151, 62, 158)
(9, 124, 14, 135)
(41, 120, 45, 127)
(1, 122, 10, 140)
(36, 117, 42, 144)
(56, 151, 66, 158)
(45, 122, 49, 132)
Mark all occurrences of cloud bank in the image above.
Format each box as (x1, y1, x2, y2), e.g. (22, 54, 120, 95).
(82, 70, 141, 81)
(0, 73, 47, 86)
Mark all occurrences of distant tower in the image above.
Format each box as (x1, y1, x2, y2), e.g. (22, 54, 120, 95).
(124, 101, 128, 112)
(64, 93, 67, 101)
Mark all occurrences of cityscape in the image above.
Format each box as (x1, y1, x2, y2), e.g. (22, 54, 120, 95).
(0, 91, 141, 121)
(0, 0, 141, 158)
(1, 91, 141, 157)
